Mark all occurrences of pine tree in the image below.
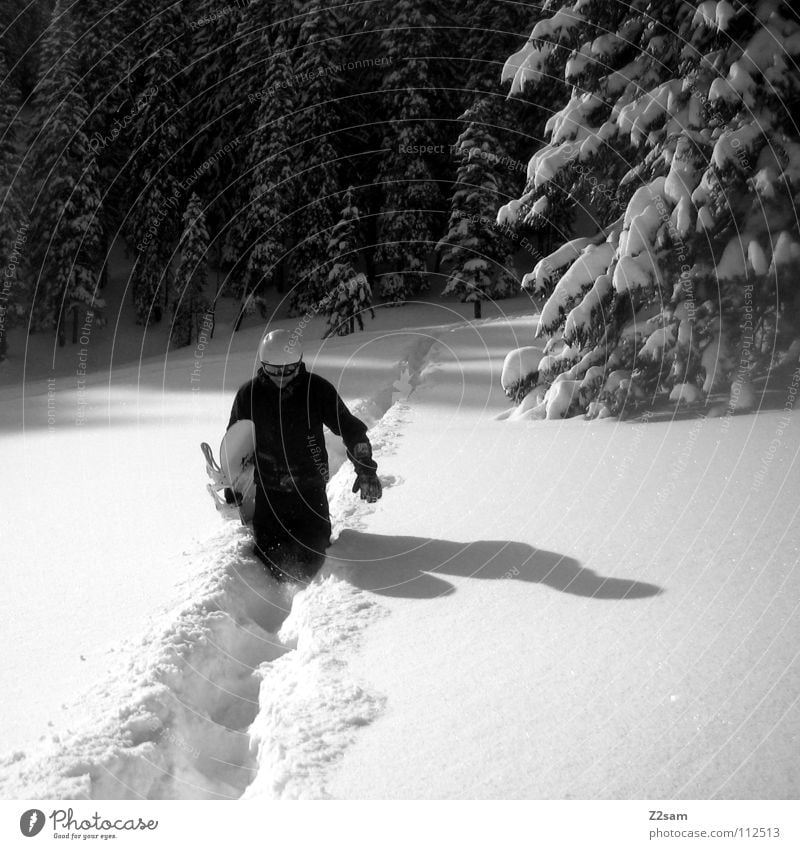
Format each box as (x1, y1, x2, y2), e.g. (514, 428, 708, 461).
(125, 2, 189, 325)
(438, 97, 519, 312)
(238, 22, 296, 309)
(72, 0, 144, 292)
(229, 0, 278, 102)
(434, 2, 536, 315)
(0, 0, 49, 98)
(172, 193, 209, 349)
(188, 0, 248, 262)
(73, 0, 135, 144)
(29, 1, 104, 342)
(0, 48, 26, 360)
(374, 0, 442, 304)
(219, 0, 276, 270)
(189, 0, 246, 163)
(319, 187, 374, 337)
(460, 0, 531, 99)
(499, 0, 800, 417)
(290, 1, 343, 314)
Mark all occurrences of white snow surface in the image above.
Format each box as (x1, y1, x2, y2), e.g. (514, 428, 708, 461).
(1, 300, 799, 800)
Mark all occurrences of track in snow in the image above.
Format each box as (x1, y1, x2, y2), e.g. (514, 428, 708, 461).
(0, 334, 442, 800)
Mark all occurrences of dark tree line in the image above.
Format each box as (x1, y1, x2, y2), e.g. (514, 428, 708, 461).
(1, 0, 539, 357)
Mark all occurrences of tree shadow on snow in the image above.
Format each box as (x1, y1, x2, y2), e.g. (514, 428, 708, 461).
(330, 530, 662, 601)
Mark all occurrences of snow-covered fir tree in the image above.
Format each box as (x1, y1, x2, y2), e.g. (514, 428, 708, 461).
(219, 0, 276, 270)
(438, 97, 519, 313)
(374, 0, 441, 304)
(229, 0, 279, 97)
(290, 0, 343, 314)
(238, 22, 296, 309)
(73, 0, 135, 144)
(188, 0, 248, 268)
(189, 0, 245, 164)
(319, 187, 374, 337)
(460, 0, 534, 98)
(436, 2, 537, 316)
(0, 0, 49, 98)
(0, 49, 26, 360)
(72, 0, 148, 292)
(498, 0, 800, 419)
(172, 193, 209, 349)
(125, 2, 189, 325)
(29, 1, 104, 342)
(454, 2, 547, 178)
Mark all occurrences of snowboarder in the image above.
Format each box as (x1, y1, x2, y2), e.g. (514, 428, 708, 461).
(227, 328, 382, 581)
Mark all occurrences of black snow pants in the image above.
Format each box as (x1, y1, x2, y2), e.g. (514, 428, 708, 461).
(252, 483, 332, 582)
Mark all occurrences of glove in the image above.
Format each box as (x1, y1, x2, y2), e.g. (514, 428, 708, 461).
(352, 472, 382, 502)
(350, 441, 381, 502)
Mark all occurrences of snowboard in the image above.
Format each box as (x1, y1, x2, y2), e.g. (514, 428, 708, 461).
(200, 419, 256, 524)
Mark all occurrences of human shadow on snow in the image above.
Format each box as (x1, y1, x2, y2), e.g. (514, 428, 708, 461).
(330, 530, 662, 601)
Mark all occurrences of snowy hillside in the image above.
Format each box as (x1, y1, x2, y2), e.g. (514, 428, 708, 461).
(1, 300, 797, 800)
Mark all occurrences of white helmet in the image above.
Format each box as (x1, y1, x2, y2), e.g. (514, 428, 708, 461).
(258, 329, 302, 366)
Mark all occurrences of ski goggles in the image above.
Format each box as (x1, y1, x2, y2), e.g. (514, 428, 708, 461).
(261, 360, 301, 377)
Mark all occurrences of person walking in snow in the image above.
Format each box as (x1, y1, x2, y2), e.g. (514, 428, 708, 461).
(227, 328, 382, 581)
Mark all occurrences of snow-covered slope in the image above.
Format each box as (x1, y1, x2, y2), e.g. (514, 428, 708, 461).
(328, 324, 800, 799)
(1, 301, 797, 799)
(0, 295, 531, 754)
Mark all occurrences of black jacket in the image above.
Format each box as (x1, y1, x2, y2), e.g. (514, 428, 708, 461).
(228, 363, 376, 490)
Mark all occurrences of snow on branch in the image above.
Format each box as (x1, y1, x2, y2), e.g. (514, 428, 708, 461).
(498, 0, 800, 419)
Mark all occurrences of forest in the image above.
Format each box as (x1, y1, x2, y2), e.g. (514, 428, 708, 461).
(2, 0, 799, 417)
(0, 0, 538, 351)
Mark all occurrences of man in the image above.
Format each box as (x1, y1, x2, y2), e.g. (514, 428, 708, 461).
(227, 328, 381, 581)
